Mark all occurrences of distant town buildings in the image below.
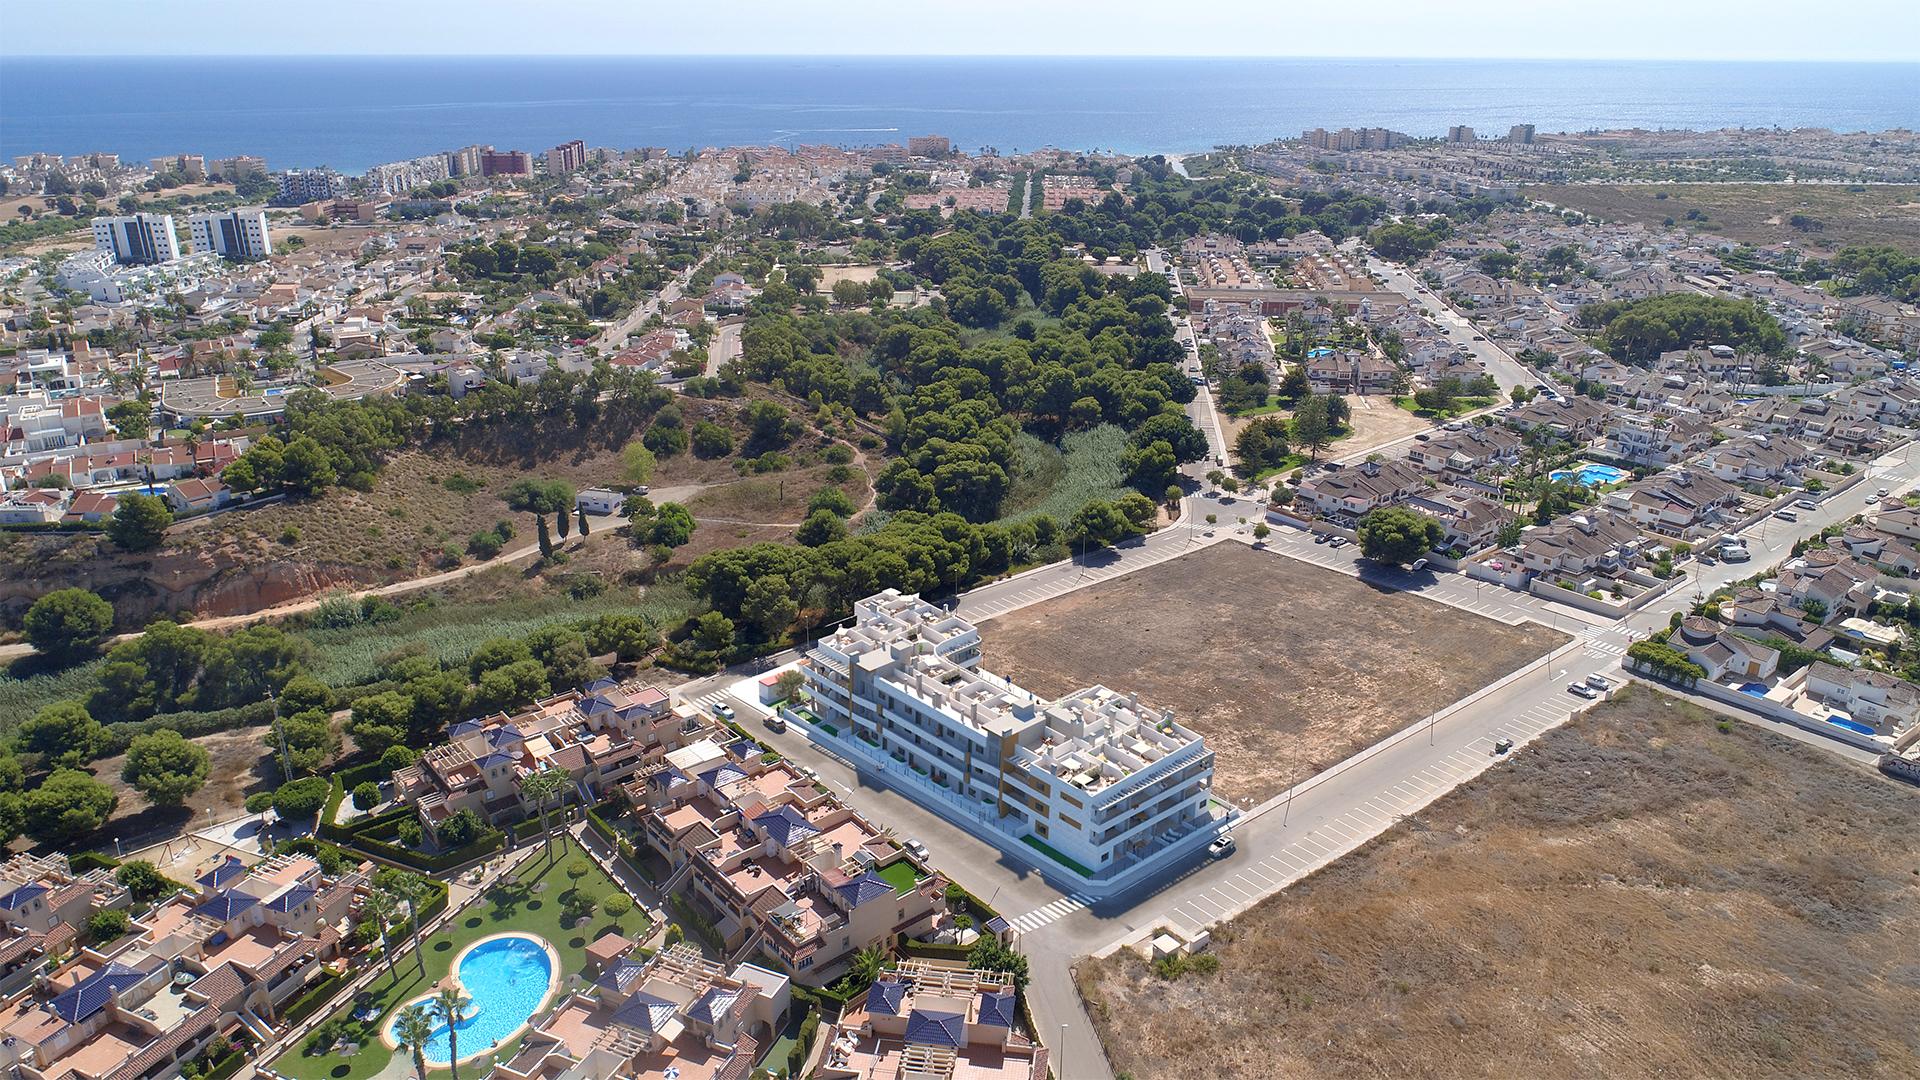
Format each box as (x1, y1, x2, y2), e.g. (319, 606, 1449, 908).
(480, 149, 534, 177)
(1508, 124, 1537, 144)
(210, 155, 267, 181)
(446, 143, 488, 178)
(907, 134, 952, 158)
(91, 212, 180, 265)
(544, 139, 588, 175)
(276, 167, 347, 204)
(148, 153, 206, 181)
(1447, 125, 1476, 144)
(1302, 127, 1410, 151)
(188, 208, 273, 260)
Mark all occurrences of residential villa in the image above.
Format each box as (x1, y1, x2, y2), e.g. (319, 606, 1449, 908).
(0, 853, 354, 1080)
(393, 679, 709, 839)
(625, 735, 952, 983)
(493, 944, 785, 1080)
(817, 961, 1048, 1080)
(1293, 458, 1425, 523)
(1672, 617, 1782, 682)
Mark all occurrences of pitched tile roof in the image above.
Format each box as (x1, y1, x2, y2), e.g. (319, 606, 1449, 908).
(867, 979, 908, 1017)
(833, 872, 895, 909)
(609, 990, 680, 1034)
(594, 956, 648, 993)
(49, 961, 148, 1023)
(904, 1008, 965, 1048)
(687, 985, 742, 1026)
(752, 805, 820, 848)
(192, 890, 260, 921)
(976, 990, 1015, 1028)
(197, 856, 248, 890)
(0, 883, 48, 910)
(265, 885, 317, 913)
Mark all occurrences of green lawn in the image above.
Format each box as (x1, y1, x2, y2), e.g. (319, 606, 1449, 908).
(273, 835, 646, 1080)
(1020, 835, 1096, 878)
(874, 859, 924, 895)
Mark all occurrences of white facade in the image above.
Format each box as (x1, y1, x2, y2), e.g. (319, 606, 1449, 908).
(188, 208, 273, 259)
(91, 213, 181, 265)
(803, 591, 1219, 876)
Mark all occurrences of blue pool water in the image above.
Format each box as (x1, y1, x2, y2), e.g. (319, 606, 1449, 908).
(1737, 683, 1769, 697)
(1548, 463, 1629, 487)
(1827, 715, 1876, 736)
(1306, 346, 1335, 357)
(390, 935, 554, 1064)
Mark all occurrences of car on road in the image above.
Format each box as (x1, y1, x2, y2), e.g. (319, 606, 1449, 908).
(1567, 682, 1601, 700)
(1587, 674, 1613, 691)
(1879, 487, 1892, 497)
(1720, 546, 1751, 562)
(1473, 334, 1486, 341)
(1867, 493, 1882, 504)
(1409, 558, 1429, 571)
(1492, 736, 1515, 755)
(1795, 498, 1818, 511)
(1329, 536, 1349, 548)
(1208, 834, 1237, 858)
(1774, 508, 1798, 522)
(1313, 532, 1330, 544)
(1413, 432, 1431, 441)
(903, 838, 931, 862)
(712, 702, 735, 720)
(764, 713, 787, 734)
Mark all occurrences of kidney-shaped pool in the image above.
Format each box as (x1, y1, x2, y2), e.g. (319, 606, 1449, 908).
(388, 933, 557, 1064)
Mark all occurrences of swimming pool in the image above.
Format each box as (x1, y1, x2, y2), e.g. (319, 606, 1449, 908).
(1736, 682, 1769, 698)
(388, 934, 556, 1065)
(1826, 715, 1876, 736)
(1548, 462, 1629, 487)
(1306, 346, 1335, 357)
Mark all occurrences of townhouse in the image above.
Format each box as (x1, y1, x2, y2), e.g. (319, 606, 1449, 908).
(627, 736, 948, 982)
(1872, 505, 1920, 544)
(1833, 525, 1920, 577)
(1294, 458, 1425, 522)
(1605, 467, 1742, 537)
(818, 961, 1048, 1080)
(1503, 394, 1610, 443)
(1717, 589, 1836, 653)
(393, 679, 700, 838)
(1513, 512, 1648, 580)
(0, 855, 129, 999)
(1405, 424, 1522, 476)
(1303, 350, 1397, 395)
(1695, 433, 1814, 488)
(1604, 413, 1714, 466)
(494, 943, 784, 1080)
(1404, 486, 1514, 552)
(0, 853, 353, 1080)
(801, 592, 1221, 881)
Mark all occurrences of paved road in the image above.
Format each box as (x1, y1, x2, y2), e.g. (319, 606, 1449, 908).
(706, 318, 742, 377)
(1359, 247, 1535, 393)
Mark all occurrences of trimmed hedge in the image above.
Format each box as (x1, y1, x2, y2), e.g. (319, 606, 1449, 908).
(280, 970, 347, 1027)
(897, 937, 973, 961)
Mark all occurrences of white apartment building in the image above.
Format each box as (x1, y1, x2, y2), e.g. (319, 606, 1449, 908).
(802, 591, 1220, 881)
(188, 208, 273, 259)
(91, 213, 181, 265)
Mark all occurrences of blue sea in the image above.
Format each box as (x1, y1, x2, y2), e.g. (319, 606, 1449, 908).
(3, 56, 1917, 173)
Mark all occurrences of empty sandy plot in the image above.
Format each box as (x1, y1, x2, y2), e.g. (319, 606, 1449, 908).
(1077, 685, 1920, 1080)
(979, 543, 1565, 806)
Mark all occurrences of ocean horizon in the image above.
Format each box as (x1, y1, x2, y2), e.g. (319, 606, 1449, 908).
(4, 55, 1917, 173)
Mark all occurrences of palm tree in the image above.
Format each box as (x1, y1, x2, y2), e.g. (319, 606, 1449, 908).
(394, 1005, 435, 1080)
(846, 946, 887, 989)
(400, 879, 429, 979)
(366, 889, 402, 985)
(433, 985, 472, 1080)
(519, 767, 570, 863)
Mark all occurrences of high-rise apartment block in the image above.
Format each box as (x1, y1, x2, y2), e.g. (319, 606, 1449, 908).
(211, 155, 268, 181)
(188, 208, 273, 259)
(1302, 127, 1410, 151)
(1447, 125, 1477, 143)
(91, 213, 181, 265)
(543, 139, 588, 175)
(1508, 124, 1537, 144)
(149, 153, 207, 181)
(907, 134, 952, 157)
(480, 149, 533, 177)
(446, 144, 488, 177)
(276, 168, 348, 204)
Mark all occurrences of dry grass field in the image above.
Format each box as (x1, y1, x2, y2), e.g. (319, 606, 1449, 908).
(1077, 685, 1920, 1080)
(1526, 182, 1920, 254)
(979, 543, 1566, 806)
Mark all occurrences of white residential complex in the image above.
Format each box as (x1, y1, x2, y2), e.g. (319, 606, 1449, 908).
(91, 212, 181, 265)
(188, 208, 273, 259)
(801, 591, 1222, 885)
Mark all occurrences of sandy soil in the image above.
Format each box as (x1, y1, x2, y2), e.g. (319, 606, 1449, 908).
(91, 723, 283, 845)
(1077, 684, 1920, 1080)
(1340, 393, 1436, 457)
(979, 543, 1565, 806)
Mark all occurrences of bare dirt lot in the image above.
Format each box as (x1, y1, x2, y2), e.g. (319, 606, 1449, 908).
(1526, 182, 1920, 255)
(978, 543, 1565, 805)
(91, 723, 279, 844)
(1077, 685, 1920, 1080)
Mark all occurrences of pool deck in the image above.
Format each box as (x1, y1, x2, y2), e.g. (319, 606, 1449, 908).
(379, 931, 563, 1066)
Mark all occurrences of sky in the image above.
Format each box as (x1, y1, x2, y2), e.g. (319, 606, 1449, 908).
(3, 0, 1917, 60)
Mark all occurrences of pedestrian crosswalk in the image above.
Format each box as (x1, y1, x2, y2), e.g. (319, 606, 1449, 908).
(1006, 893, 1094, 933)
(1583, 639, 1628, 657)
